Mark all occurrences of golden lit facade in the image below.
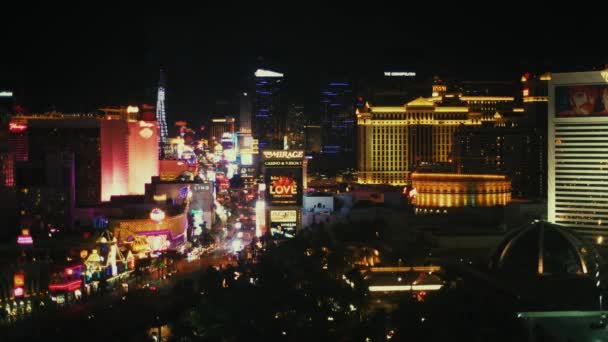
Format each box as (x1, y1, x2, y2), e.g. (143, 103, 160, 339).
(111, 211, 188, 250)
(357, 98, 482, 185)
(411, 173, 511, 213)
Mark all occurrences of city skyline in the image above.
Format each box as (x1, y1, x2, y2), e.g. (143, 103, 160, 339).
(3, 11, 608, 341)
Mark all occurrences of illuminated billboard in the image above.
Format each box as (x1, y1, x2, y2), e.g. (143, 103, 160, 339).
(240, 166, 256, 177)
(263, 150, 304, 206)
(267, 173, 301, 205)
(269, 210, 297, 238)
(555, 85, 608, 117)
(270, 210, 297, 222)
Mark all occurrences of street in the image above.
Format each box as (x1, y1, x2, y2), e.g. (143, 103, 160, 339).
(1, 251, 235, 341)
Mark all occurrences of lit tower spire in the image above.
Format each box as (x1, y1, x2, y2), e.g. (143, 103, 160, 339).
(156, 68, 168, 147)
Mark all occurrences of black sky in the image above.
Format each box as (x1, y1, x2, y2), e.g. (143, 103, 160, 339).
(2, 10, 607, 125)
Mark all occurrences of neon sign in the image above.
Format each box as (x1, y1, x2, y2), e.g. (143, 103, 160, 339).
(14, 273, 25, 288)
(49, 279, 82, 292)
(263, 150, 304, 160)
(13, 273, 25, 297)
(269, 176, 297, 196)
(9, 122, 27, 133)
(384, 71, 416, 77)
(127, 106, 139, 113)
(139, 127, 153, 139)
(17, 228, 33, 245)
(432, 85, 447, 92)
(150, 208, 165, 222)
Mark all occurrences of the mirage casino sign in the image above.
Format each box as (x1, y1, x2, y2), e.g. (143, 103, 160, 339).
(262, 150, 304, 160)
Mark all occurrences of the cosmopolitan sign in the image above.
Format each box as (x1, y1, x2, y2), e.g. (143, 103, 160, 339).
(384, 71, 416, 77)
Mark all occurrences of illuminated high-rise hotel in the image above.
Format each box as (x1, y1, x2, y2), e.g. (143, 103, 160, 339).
(548, 71, 608, 240)
(357, 97, 484, 185)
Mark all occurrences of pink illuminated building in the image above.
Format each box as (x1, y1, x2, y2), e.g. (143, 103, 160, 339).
(128, 121, 159, 195)
(101, 119, 129, 201)
(101, 117, 159, 202)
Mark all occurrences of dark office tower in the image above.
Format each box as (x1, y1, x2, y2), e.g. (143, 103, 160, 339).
(320, 81, 355, 157)
(213, 99, 235, 117)
(458, 79, 518, 97)
(252, 68, 285, 150)
(239, 92, 252, 133)
(521, 72, 550, 199)
(286, 104, 305, 150)
(452, 123, 542, 199)
(304, 125, 322, 153)
(24, 117, 100, 205)
(0, 127, 17, 238)
(9, 114, 99, 232)
(0, 124, 15, 187)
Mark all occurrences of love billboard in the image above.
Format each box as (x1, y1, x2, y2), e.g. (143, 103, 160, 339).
(263, 150, 304, 206)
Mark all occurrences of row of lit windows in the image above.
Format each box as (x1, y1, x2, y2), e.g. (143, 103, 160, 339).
(555, 196, 608, 202)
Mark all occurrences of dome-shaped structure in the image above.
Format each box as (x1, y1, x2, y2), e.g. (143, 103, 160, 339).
(489, 221, 602, 310)
(490, 221, 599, 276)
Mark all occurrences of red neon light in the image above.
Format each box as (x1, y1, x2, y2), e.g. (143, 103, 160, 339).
(14, 287, 24, 297)
(9, 122, 27, 133)
(65, 265, 82, 276)
(49, 279, 82, 292)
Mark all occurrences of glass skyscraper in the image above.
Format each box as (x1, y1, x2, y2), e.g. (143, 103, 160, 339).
(252, 69, 285, 150)
(320, 81, 354, 156)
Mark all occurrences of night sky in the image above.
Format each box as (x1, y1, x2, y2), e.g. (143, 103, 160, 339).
(1, 10, 607, 126)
